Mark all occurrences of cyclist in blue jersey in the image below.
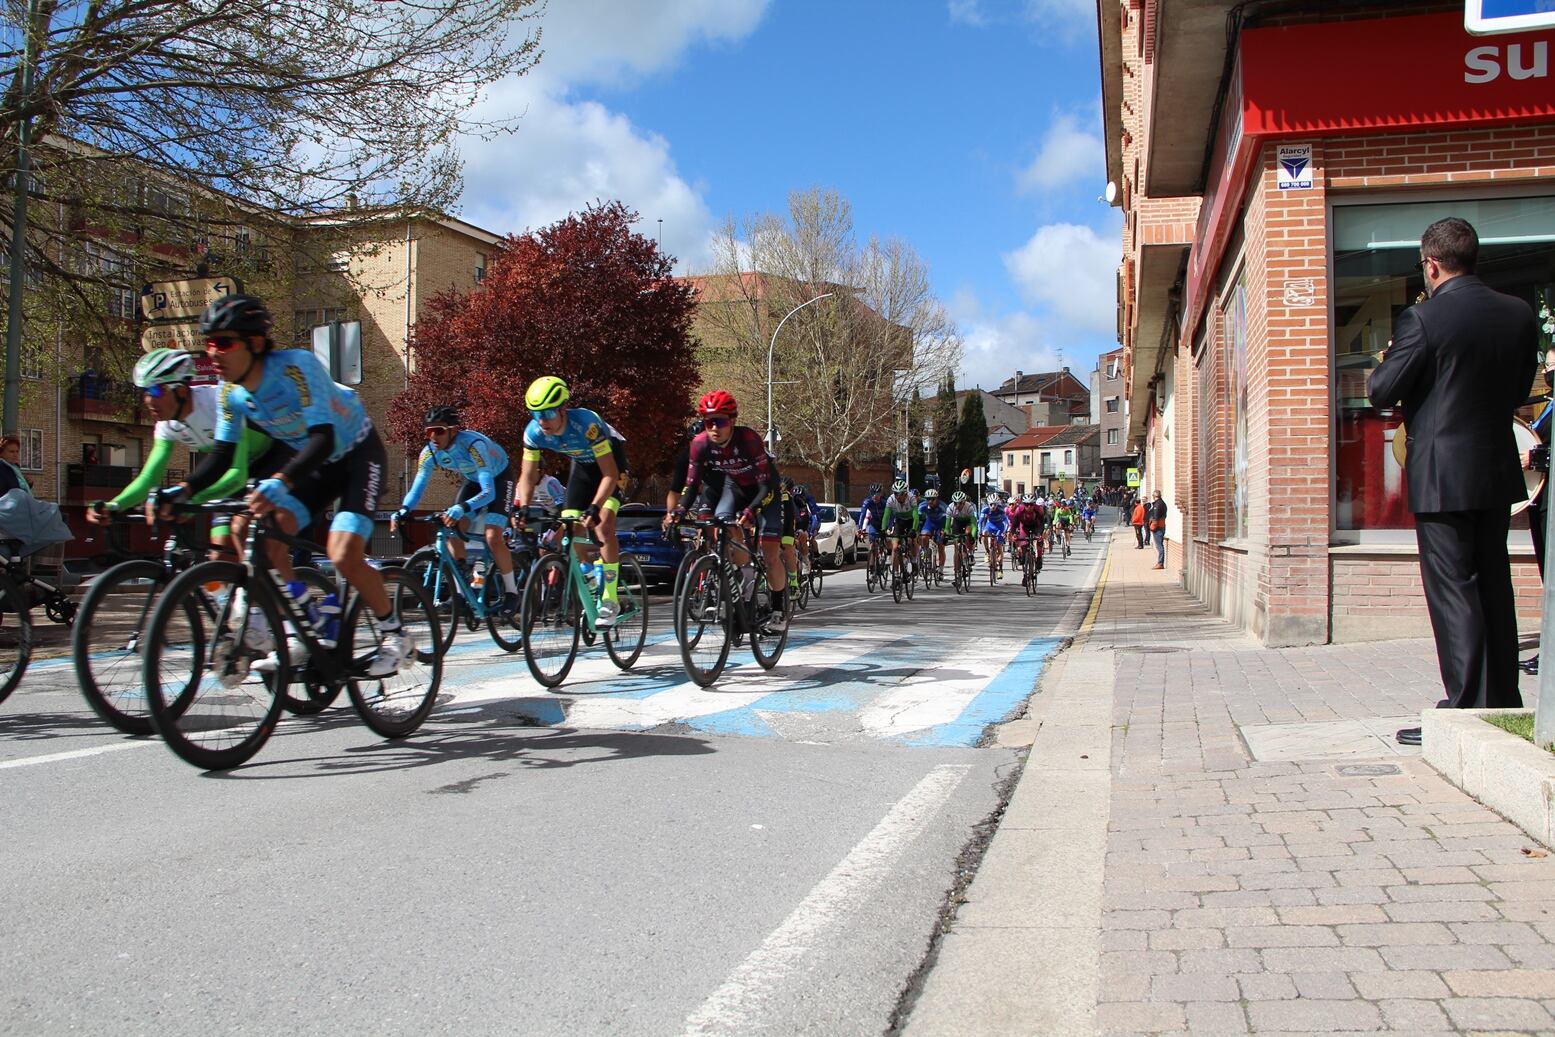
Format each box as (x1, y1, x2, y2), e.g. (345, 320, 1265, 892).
(917, 488, 948, 575)
(857, 484, 887, 572)
(513, 375, 628, 628)
(980, 495, 1009, 579)
(160, 294, 411, 676)
(391, 406, 520, 615)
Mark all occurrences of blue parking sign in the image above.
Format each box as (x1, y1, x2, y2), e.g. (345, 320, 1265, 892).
(1466, 0, 1555, 35)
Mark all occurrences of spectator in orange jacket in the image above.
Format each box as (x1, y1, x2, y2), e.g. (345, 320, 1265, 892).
(1131, 498, 1147, 549)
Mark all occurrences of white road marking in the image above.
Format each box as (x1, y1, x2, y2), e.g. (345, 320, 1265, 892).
(682, 763, 971, 1036)
(857, 636, 1025, 738)
(0, 738, 158, 771)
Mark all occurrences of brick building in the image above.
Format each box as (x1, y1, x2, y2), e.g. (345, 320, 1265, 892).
(991, 368, 1091, 426)
(1092, 347, 1131, 485)
(1099, 1, 1555, 645)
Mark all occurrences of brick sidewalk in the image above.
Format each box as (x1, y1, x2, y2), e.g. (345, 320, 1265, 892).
(1093, 534, 1555, 1035)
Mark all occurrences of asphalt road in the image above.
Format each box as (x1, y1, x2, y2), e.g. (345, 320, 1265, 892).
(1, 515, 1114, 1037)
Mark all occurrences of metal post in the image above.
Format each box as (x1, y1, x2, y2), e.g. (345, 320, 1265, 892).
(1536, 499, 1555, 748)
(765, 292, 832, 448)
(4, 0, 43, 436)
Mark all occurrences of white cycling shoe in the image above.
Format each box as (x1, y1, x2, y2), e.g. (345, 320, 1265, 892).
(366, 629, 416, 677)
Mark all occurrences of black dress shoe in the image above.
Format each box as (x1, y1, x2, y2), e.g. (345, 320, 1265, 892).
(1436, 699, 1451, 709)
(1519, 655, 1540, 675)
(1396, 727, 1423, 746)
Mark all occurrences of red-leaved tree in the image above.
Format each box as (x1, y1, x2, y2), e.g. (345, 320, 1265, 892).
(390, 201, 700, 484)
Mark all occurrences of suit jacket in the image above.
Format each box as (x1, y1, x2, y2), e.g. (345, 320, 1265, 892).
(1368, 274, 1538, 513)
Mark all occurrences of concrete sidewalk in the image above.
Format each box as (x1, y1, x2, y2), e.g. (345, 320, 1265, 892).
(905, 530, 1555, 1036)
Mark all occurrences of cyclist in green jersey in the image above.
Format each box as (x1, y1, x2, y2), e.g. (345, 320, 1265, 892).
(882, 481, 920, 576)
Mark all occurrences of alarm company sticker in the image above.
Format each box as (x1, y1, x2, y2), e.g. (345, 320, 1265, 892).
(1277, 144, 1313, 190)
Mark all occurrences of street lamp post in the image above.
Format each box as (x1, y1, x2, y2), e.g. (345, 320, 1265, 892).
(766, 292, 832, 450)
(893, 368, 912, 478)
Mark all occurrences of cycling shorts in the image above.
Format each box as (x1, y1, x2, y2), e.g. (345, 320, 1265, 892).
(292, 427, 388, 540)
(563, 453, 629, 518)
(886, 515, 915, 540)
(457, 464, 516, 530)
(704, 480, 784, 542)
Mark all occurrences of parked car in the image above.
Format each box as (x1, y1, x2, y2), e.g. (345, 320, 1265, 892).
(613, 504, 687, 584)
(813, 502, 859, 568)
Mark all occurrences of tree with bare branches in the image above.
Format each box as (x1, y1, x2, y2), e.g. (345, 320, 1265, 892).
(0, 0, 544, 393)
(693, 188, 960, 501)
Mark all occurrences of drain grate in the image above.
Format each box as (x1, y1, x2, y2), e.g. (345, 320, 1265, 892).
(1116, 646, 1185, 654)
(1334, 763, 1402, 777)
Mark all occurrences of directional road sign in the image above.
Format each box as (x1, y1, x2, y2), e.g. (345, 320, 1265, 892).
(140, 277, 239, 322)
(140, 321, 202, 353)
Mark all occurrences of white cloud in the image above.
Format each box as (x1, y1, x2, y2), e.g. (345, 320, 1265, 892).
(450, 1, 771, 271)
(1022, 0, 1096, 37)
(1003, 223, 1120, 336)
(1017, 113, 1104, 194)
(947, 292, 1060, 391)
(948, 0, 988, 27)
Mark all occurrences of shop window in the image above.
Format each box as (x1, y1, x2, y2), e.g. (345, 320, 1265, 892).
(1226, 272, 1249, 541)
(1333, 195, 1555, 537)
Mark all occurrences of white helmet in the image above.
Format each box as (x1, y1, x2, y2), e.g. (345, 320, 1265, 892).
(133, 348, 195, 389)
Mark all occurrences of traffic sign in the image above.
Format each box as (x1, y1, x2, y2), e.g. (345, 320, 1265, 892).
(1126, 468, 1141, 487)
(141, 321, 202, 353)
(1465, 0, 1555, 35)
(140, 277, 239, 322)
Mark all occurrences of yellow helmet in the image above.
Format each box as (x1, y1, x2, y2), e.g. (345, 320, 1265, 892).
(525, 375, 570, 411)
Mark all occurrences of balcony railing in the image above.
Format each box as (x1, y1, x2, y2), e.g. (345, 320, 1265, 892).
(65, 375, 152, 425)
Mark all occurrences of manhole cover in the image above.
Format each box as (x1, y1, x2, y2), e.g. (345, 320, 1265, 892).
(1335, 763, 1402, 777)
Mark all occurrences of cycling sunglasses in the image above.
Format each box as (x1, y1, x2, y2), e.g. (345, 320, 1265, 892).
(142, 384, 176, 399)
(529, 407, 561, 421)
(205, 334, 245, 352)
(425, 425, 455, 436)
(702, 416, 732, 430)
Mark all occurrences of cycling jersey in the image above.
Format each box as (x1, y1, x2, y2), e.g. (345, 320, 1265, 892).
(215, 349, 369, 460)
(883, 494, 919, 534)
(980, 505, 1009, 533)
(402, 430, 510, 512)
(857, 495, 886, 533)
(522, 407, 624, 466)
(109, 384, 274, 511)
(683, 426, 775, 493)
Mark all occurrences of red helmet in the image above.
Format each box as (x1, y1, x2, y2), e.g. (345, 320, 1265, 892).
(698, 390, 738, 417)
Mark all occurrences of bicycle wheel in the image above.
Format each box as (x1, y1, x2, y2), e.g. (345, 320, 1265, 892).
(1025, 550, 1038, 596)
(406, 548, 464, 655)
(485, 565, 525, 654)
(989, 550, 998, 586)
(809, 555, 824, 597)
(864, 550, 877, 593)
(795, 565, 809, 610)
(604, 555, 648, 670)
(750, 578, 788, 670)
(344, 567, 442, 738)
(284, 566, 346, 717)
(72, 559, 169, 734)
(903, 557, 915, 600)
(143, 561, 285, 771)
(521, 554, 581, 688)
(0, 571, 31, 705)
(676, 554, 732, 687)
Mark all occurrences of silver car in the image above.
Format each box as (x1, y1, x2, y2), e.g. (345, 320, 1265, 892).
(813, 502, 859, 569)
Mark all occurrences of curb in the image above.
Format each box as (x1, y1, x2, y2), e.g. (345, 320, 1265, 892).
(1422, 708, 1555, 849)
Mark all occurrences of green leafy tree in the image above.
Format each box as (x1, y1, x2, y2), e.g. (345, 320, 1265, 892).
(933, 375, 960, 491)
(957, 391, 989, 493)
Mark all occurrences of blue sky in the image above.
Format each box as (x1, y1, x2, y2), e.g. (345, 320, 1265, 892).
(456, 0, 1122, 392)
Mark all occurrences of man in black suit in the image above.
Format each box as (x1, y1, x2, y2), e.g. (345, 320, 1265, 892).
(1369, 218, 1539, 741)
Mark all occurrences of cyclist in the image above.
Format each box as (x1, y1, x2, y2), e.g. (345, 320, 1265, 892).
(791, 481, 818, 570)
(391, 407, 520, 616)
(1080, 499, 1097, 538)
(857, 484, 887, 571)
(882, 481, 919, 580)
(88, 348, 290, 561)
(916, 487, 948, 577)
(980, 495, 1009, 579)
(160, 294, 411, 675)
(945, 491, 977, 576)
(1009, 493, 1044, 574)
(513, 376, 628, 628)
(1054, 499, 1075, 553)
(676, 390, 788, 630)
(780, 476, 815, 585)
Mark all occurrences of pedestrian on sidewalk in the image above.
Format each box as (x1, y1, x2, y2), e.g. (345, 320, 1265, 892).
(1148, 490, 1167, 569)
(1368, 216, 1538, 741)
(1130, 497, 1146, 548)
(1521, 351, 1553, 676)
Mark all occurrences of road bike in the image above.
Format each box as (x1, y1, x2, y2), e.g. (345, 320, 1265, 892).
(403, 512, 541, 655)
(952, 534, 975, 595)
(520, 512, 648, 688)
(917, 538, 941, 589)
(72, 514, 334, 734)
(888, 535, 915, 603)
(862, 535, 888, 593)
(672, 516, 789, 687)
(142, 502, 442, 770)
(1015, 534, 1040, 596)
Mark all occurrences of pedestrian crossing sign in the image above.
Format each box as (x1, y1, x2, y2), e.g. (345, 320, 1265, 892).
(1126, 468, 1141, 487)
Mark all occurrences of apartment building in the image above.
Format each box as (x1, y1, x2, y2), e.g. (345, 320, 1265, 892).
(1099, 1, 1555, 645)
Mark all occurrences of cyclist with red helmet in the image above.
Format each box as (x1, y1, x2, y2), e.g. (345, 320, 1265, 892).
(678, 390, 789, 631)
